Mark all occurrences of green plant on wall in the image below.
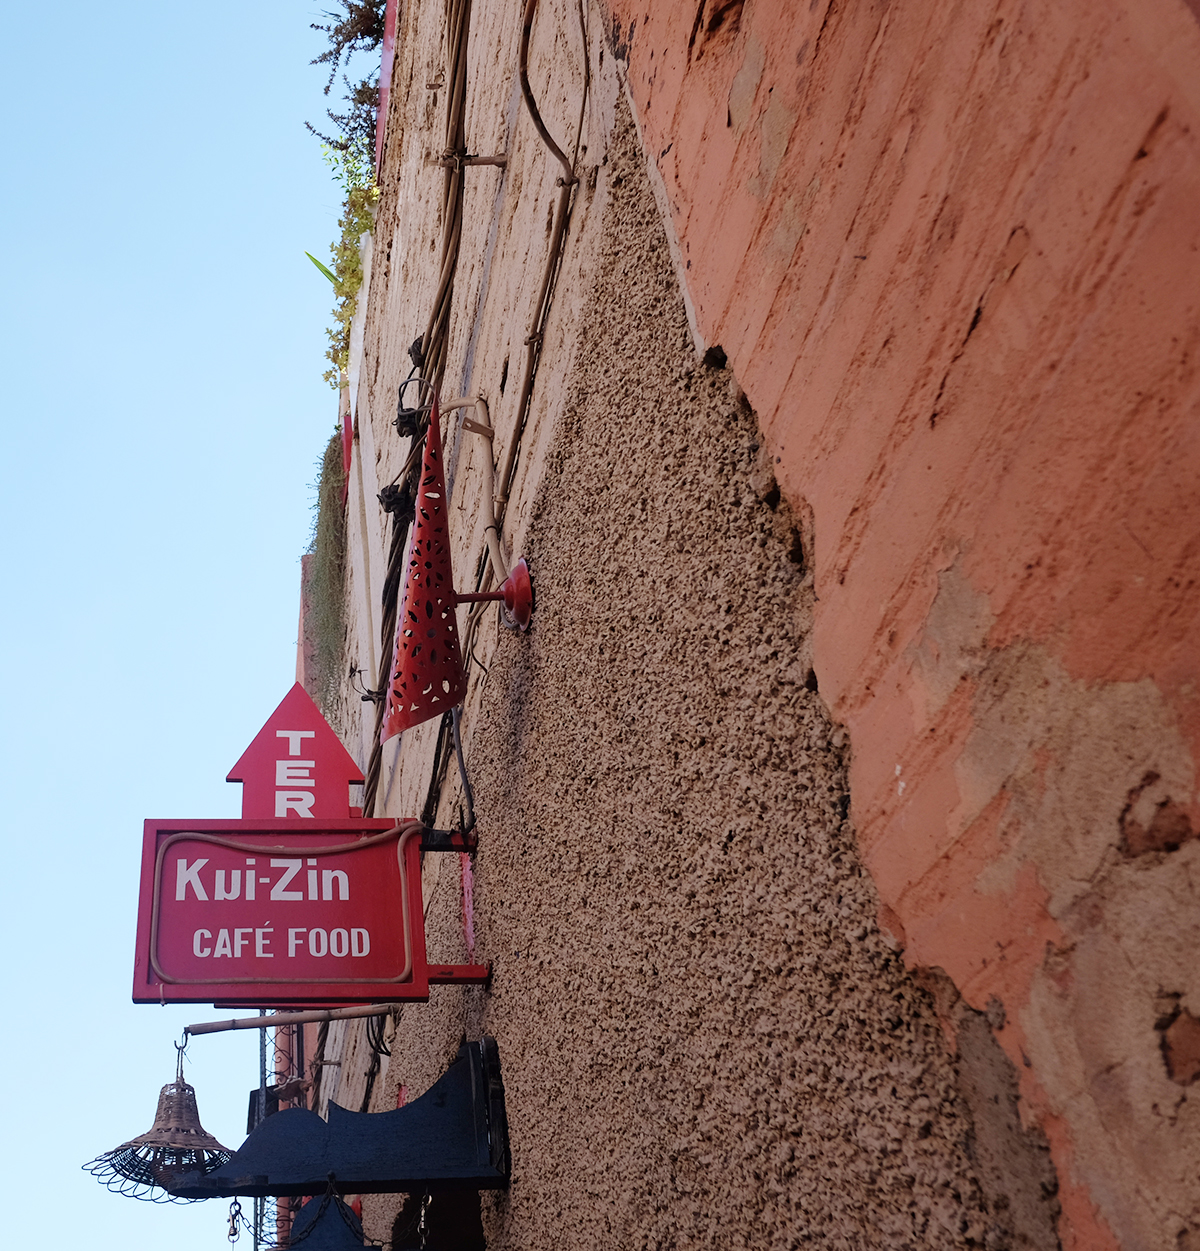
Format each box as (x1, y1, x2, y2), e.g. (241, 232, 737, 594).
(306, 0, 384, 390)
(310, 144, 379, 388)
(306, 252, 337, 284)
(303, 432, 348, 713)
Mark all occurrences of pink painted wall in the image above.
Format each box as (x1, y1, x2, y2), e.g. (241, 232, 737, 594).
(604, 0, 1200, 1245)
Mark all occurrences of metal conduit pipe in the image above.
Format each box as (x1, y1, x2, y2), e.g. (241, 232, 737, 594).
(443, 395, 508, 584)
(518, 0, 576, 180)
(494, 178, 573, 516)
(495, 0, 589, 519)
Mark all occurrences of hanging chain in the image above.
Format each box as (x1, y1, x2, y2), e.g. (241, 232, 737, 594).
(418, 1193, 431, 1249)
(226, 1182, 366, 1251)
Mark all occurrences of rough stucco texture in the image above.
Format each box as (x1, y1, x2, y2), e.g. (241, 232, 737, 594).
(360, 104, 1060, 1251)
(601, 1, 1200, 1245)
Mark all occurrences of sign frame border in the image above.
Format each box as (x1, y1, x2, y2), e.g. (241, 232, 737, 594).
(133, 818, 431, 1005)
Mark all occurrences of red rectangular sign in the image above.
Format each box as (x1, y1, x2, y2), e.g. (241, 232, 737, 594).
(133, 819, 430, 1004)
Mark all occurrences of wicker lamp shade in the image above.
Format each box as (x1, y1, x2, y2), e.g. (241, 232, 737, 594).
(83, 1066, 233, 1203)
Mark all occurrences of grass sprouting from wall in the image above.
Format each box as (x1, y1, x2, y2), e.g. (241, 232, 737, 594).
(304, 433, 347, 713)
(318, 145, 379, 388)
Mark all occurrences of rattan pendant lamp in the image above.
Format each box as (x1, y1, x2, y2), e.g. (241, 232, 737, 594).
(83, 1047, 232, 1202)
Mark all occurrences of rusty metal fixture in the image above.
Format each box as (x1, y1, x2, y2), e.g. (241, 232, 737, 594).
(436, 152, 508, 168)
(83, 1049, 232, 1202)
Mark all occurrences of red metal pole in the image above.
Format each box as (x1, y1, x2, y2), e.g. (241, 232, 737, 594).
(454, 591, 506, 604)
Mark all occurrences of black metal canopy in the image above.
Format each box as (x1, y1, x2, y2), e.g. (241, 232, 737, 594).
(168, 1038, 509, 1199)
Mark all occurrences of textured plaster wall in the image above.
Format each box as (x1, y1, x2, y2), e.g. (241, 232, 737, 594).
(310, 0, 1078, 1240)
(600, 0, 1200, 1245)
(309, 0, 1200, 1245)
(354, 102, 1062, 1251)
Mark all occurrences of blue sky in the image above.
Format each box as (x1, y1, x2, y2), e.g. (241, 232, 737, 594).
(0, 2, 376, 1243)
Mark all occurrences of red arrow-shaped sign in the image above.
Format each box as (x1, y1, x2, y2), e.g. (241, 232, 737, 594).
(227, 683, 365, 819)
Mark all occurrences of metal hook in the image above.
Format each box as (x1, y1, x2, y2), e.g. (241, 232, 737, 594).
(349, 665, 382, 704)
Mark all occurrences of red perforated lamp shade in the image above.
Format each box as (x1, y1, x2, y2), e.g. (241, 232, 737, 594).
(381, 396, 470, 742)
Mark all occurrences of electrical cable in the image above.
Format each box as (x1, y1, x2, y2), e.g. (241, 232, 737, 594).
(495, 0, 590, 520)
(452, 706, 476, 833)
(363, 0, 475, 818)
(398, 1, 591, 828)
(365, 0, 590, 821)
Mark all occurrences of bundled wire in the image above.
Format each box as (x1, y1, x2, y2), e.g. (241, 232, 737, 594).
(363, 0, 589, 822)
(420, 0, 473, 391)
(362, 0, 475, 818)
(361, 481, 416, 815)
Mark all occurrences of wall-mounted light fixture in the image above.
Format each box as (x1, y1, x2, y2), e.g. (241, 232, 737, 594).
(82, 1047, 231, 1202)
(382, 390, 533, 743)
